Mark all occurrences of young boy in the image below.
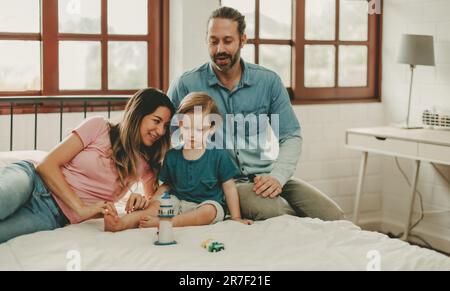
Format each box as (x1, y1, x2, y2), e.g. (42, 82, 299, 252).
(104, 92, 252, 232)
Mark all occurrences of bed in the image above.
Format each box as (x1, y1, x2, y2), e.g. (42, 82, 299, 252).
(1, 151, 449, 271)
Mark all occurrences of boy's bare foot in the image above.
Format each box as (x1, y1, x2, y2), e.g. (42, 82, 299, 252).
(104, 213, 125, 232)
(139, 215, 160, 228)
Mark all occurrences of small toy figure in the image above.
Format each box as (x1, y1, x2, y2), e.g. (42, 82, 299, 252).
(202, 239, 225, 252)
(154, 192, 177, 245)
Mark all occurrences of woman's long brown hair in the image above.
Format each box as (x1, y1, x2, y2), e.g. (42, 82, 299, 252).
(109, 88, 175, 192)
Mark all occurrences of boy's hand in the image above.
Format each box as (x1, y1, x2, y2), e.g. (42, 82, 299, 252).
(126, 193, 150, 213)
(232, 217, 253, 225)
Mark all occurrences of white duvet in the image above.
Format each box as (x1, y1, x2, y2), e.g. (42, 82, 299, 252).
(1, 215, 449, 271)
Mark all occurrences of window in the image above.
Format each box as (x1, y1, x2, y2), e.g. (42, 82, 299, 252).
(0, 0, 169, 97)
(0, 0, 41, 94)
(223, 0, 293, 88)
(221, 0, 382, 104)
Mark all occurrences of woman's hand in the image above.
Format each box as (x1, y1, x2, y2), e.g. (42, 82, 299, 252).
(126, 193, 150, 213)
(76, 201, 118, 221)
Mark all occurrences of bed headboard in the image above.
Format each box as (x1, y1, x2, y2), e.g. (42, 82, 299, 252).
(0, 96, 130, 151)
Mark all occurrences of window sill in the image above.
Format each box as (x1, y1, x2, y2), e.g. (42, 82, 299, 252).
(290, 97, 381, 105)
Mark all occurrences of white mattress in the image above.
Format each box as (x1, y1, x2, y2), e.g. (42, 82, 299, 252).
(0, 214, 449, 271)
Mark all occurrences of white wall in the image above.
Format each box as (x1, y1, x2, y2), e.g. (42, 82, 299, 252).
(295, 104, 384, 220)
(381, 0, 450, 251)
(169, 0, 220, 82)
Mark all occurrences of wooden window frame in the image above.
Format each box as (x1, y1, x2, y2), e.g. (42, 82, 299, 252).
(0, 0, 170, 113)
(244, 0, 293, 95)
(293, 0, 382, 104)
(230, 0, 382, 104)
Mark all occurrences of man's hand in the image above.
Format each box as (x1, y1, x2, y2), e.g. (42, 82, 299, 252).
(126, 193, 150, 213)
(252, 176, 282, 198)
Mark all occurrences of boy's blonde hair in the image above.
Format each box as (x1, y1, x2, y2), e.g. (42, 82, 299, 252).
(177, 92, 221, 117)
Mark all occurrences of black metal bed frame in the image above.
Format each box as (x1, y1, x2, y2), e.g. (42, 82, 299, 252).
(0, 96, 130, 151)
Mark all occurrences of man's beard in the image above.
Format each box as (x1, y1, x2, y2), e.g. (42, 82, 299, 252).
(211, 48, 241, 72)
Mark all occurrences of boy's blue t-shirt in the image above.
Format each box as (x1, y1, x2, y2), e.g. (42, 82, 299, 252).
(159, 148, 240, 205)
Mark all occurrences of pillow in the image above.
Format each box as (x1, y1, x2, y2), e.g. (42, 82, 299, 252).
(0, 150, 48, 167)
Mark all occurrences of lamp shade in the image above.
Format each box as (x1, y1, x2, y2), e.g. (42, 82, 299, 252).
(397, 34, 435, 66)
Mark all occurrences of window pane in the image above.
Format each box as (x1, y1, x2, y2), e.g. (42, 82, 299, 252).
(108, 0, 147, 35)
(59, 0, 101, 34)
(260, 0, 292, 39)
(259, 45, 291, 87)
(339, 45, 368, 87)
(221, 0, 255, 39)
(241, 44, 255, 63)
(305, 0, 335, 40)
(0, 41, 40, 91)
(108, 42, 147, 90)
(59, 41, 101, 90)
(304, 45, 335, 88)
(340, 0, 368, 41)
(0, 0, 40, 33)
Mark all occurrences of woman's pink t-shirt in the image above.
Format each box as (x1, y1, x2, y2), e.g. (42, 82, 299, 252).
(52, 116, 155, 224)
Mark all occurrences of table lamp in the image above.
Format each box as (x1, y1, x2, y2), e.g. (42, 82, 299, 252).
(397, 34, 435, 129)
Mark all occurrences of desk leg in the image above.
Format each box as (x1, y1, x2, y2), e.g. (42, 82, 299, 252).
(353, 151, 368, 224)
(401, 160, 421, 240)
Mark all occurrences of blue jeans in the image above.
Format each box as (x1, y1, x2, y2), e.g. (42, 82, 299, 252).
(0, 161, 69, 244)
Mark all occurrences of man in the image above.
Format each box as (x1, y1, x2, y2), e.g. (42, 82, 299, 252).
(168, 6, 344, 221)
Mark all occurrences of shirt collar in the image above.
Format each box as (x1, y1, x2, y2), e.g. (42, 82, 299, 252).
(207, 58, 253, 88)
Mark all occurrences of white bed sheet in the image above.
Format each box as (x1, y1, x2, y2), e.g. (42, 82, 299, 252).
(0, 214, 449, 271)
(1, 151, 449, 271)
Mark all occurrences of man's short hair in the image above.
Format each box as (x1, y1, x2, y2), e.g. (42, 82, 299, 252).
(208, 6, 246, 36)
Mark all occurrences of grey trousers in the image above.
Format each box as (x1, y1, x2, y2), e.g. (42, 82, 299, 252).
(236, 178, 345, 221)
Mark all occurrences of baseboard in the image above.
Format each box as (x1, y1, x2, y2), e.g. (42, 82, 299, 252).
(379, 218, 450, 255)
(353, 214, 450, 255)
(346, 211, 383, 230)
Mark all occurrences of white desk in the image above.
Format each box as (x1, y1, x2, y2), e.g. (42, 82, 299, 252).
(345, 127, 450, 240)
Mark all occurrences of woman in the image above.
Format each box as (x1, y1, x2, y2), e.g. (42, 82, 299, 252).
(0, 88, 175, 243)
